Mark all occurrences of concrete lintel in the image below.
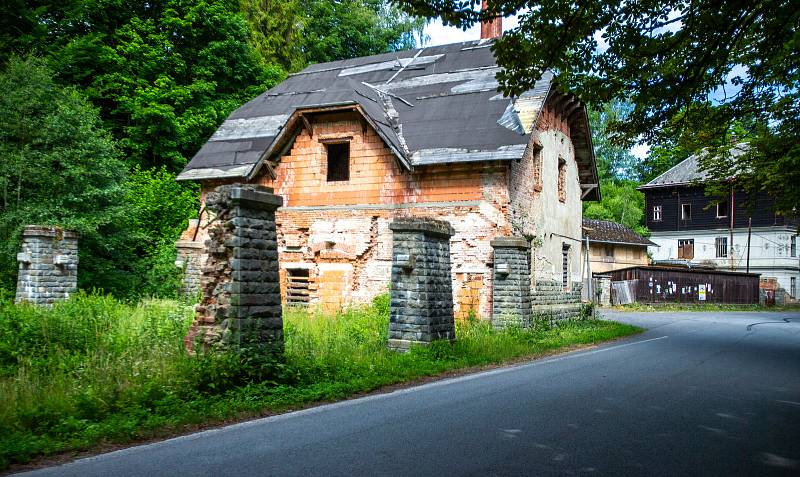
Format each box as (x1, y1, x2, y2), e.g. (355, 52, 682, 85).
(230, 186, 283, 210)
(490, 236, 530, 249)
(176, 240, 205, 249)
(389, 218, 454, 238)
(21, 226, 79, 239)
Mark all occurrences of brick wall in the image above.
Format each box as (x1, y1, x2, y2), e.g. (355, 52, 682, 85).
(188, 105, 588, 319)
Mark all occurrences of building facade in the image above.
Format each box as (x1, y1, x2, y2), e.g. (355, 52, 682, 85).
(177, 40, 600, 318)
(583, 219, 654, 274)
(640, 152, 799, 299)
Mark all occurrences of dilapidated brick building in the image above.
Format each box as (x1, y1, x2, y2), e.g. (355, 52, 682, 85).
(177, 36, 600, 319)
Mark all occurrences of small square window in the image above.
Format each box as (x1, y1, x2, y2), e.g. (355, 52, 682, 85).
(681, 203, 692, 221)
(326, 142, 350, 182)
(716, 201, 728, 218)
(653, 205, 662, 222)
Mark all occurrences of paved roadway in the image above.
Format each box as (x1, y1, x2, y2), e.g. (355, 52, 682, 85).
(19, 311, 800, 476)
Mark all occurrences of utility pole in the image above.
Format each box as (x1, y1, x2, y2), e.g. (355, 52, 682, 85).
(585, 236, 593, 302)
(729, 189, 735, 270)
(746, 217, 752, 273)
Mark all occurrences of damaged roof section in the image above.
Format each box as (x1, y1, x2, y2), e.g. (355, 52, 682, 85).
(178, 40, 598, 198)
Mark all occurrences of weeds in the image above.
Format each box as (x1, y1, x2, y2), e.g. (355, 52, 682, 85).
(0, 292, 640, 469)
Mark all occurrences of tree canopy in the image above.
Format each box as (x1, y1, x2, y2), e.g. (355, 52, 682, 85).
(393, 0, 800, 213)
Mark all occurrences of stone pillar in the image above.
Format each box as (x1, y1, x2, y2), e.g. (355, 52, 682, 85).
(491, 237, 532, 328)
(176, 232, 204, 297)
(185, 185, 284, 353)
(15, 226, 79, 305)
(387, 217, 455, 351)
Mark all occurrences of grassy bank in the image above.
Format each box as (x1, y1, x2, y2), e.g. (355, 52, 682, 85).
(0, 293, 640, 470)
(607, 302, 800, 312)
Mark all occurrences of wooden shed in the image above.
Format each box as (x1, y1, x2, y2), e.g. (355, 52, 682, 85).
(608, 266, 760, 304)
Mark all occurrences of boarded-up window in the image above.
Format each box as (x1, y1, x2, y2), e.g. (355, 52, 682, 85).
(562, 243, 570, 289)
(715, 237, 728, 258)
(678, 239, 694, 260)
(792, 277, 797, 298)
(326, 142, 350, 182)
(557, 157, 567, 202)
(792, 235, 797, 257)
(286, 268, 310, 306)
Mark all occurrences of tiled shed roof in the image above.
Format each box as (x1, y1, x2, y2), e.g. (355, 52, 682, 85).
(582, 219, 656, 246)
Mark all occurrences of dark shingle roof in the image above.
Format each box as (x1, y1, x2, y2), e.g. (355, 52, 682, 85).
(177, 40, 599, 199)
(582, 219, 656, 246)
(639, 145, 747, 189)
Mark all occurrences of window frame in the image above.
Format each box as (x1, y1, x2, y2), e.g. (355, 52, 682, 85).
(324, 141, 351, 182)
(716, 201, 728, 219)
(681, 203, 692, 221)
(652, 205, 662, 222)
(678, 239, 695, 260)
(715, 237, 728, 258)
(792, 235, 797, 258)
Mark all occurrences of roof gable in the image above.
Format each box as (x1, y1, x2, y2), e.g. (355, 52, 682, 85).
(178, 40, 598, 196)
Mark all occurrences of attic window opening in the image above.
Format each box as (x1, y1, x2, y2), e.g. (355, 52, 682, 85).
(326, 142, 350, 182)
(557, 157, 567, 202)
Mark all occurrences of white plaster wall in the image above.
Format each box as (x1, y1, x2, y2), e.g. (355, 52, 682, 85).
(649, 227, 800, 294)
(529, 130, 584, 285)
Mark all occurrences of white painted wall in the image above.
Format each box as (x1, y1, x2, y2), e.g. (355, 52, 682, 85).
(529, 130, 583, 285)
(649, 226, 800, 296)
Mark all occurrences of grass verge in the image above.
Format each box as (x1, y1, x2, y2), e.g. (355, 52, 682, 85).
(607, 302, 800, 313)
(0, 292, 640, 470)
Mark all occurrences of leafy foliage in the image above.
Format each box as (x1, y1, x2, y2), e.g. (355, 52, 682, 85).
(300, 0, 424, 64)
(583, 182, 648, 237)
(393, 0, 800, 212)
(0, 56, 125, 292)
(5, 0, 285, 172)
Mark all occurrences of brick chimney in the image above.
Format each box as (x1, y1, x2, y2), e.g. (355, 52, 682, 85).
(480, 0, 502, 39)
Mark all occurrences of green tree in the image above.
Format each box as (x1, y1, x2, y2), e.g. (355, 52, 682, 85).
(583, 181, 648, 237)
(4, 0, 284, 172)
(301, 0, 424, 64)
(394, 0, 800, 213)
(240, 0, 306, 72)
(589, 101, 640, 183)
(0, 56, 125, 292)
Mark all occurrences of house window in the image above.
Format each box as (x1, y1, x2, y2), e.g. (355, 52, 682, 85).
(325, 142, 350, 182)
(285, 268, 310, 306)
(562, 244, 570, 290)
(603, 244, 614, 259)
(557, 157, 567, 202)
(678, 239, 694, 260)
(653, 205, 662, 222)
(681, 203, 692, 221)
(716, 201, 728, 218)
(792, 235, 797, 257)
(792, 277, 797, 298)
(715, 237, 728, 258)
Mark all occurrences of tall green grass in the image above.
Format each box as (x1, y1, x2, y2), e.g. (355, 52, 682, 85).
(0, 292, 640, 470)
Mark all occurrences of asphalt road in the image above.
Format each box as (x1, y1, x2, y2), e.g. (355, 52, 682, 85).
(19, 311, 800, 476)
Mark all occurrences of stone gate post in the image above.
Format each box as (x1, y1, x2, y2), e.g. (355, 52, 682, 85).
(185, 185, 284, 353)
(387, 217, 455, 351)
(15, 226, 78, 305)
(491, 237, 532, 328)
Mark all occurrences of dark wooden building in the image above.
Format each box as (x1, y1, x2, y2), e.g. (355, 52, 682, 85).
(608, 266, 760, 304)
(639, 147, 799, 300)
